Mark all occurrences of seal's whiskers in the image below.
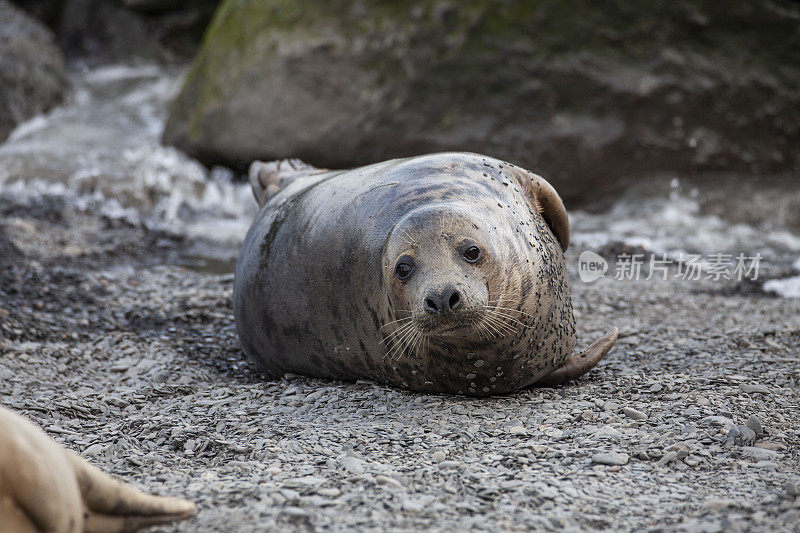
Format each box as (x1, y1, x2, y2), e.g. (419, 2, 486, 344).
(379, 315, 413, 331)
(398, 228, 417, 247)
(405, 330, 424, 362)
(381, 321, 416, 345)
(385, 322, 419, 360)
(482, 312, 516, 336)
(482, 307, 527, 327)
(480, 316, 506, 337)
(486, 300, 535, 320)
(472, 319, 491, 340)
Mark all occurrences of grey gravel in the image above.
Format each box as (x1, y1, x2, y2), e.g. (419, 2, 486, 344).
(1, 190, 799, 532)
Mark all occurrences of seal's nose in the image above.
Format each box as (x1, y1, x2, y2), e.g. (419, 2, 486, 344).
(424, 287, 463, 315)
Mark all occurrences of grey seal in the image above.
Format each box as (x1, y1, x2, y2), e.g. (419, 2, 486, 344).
(234, 152, 617, 396)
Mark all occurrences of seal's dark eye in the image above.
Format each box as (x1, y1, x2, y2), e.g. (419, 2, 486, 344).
(395, 261, 414, 280)
(463, 246, 481, 263)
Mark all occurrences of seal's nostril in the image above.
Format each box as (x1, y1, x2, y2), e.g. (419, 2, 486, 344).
(425, 298, 439, 314)
(448, 290, 462, 310)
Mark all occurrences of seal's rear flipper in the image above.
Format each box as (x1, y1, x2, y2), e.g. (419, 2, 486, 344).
(249, 159, 324, 207)
(534, 327, 618, 387)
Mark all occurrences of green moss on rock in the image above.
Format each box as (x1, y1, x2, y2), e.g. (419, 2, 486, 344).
(163, 0, 800, 200)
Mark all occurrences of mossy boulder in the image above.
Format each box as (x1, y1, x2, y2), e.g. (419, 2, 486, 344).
(163, 0, 800, 201)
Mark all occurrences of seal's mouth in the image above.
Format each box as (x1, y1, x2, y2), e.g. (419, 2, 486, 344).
(420, 304, 528, 341)
(417, 309, 486, 339)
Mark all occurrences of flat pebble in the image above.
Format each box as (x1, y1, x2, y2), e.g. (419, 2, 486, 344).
(622, 407, 647, 420)
(740, 383, 770, 394)
(592, 452, 629, 466)
(741, 447, 779, 460)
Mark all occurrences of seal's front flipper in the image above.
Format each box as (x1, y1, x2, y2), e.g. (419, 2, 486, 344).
(534, 327, 618, 387)
(249, 159, 325, 207)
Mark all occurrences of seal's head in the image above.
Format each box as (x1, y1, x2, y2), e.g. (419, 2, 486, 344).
(382, 203, 513, 343)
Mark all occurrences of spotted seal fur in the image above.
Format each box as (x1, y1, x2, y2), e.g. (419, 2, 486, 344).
(234, 152, 617, 396)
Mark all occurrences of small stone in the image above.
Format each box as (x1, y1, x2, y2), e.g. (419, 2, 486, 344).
(431, 451, 446, 462)
(657, 451, 678, 466)
(705, 499, 736, 511)
(595, 426, 622, 439)
(728, 425, 756, 446)
(562, 486, 579, 498)
(785, 480, 800, 498)
(753, 461, 779, 471)
(280, 507, 310, 519)
(62, 245, 84, 257)
(622, 407, 647, 421)
(684, 406, 700, 417)
(503, 420, 527, 435)
(741, 446, 779, 460)
(499, 480, 524, 491)
(533, 482, 558, 499)
(303, 390, 325, 403)
(684, 456, 701, 467)
(438, 460, 460, 469)
(746, 415, 764, 436)
(376, 475, 405, 490)
(401, 498, 425, 512)
(285, 476, 326, 487)
(740, 383, 770, 394)
(782, 510, 800, 524)
(339, 456, 367, 474)
(603, 401, 619, 412)
(316, 488, 341, 498)
(592, 452, 629, 466)
(667, 443, 692, 460)
(648, 383, 663, 393)
(702, 416, 735, 429)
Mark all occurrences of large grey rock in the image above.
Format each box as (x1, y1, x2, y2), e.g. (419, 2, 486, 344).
(0, 0, 68, 142)
(163, 0, 800, 202)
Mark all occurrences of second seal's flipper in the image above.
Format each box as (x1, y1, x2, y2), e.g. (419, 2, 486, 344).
(68, 451, 197, 533)
(249, 159, 325, 207)
(0, 405, 195, 533)
(534, 327, 618, 387)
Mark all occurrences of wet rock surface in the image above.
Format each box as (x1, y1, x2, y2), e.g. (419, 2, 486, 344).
(0, 0, 68, 143)
(1, 195, 799, 531)
(163, 0, 800, 202)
